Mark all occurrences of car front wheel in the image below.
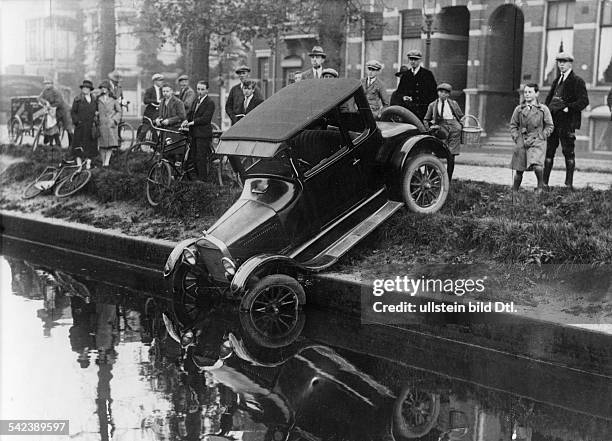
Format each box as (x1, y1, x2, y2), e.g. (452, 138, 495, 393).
(392, 386, 441, 439)
(171, 262, 213, 326)
(401, 153, 449, 214)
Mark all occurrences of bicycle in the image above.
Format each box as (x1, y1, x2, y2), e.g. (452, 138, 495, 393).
(145, 124, 195, 207)
(117, 100, 135, 150)
(23, 156, 92, 199)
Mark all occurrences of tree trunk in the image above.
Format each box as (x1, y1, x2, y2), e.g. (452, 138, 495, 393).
(190, 27, 210, 82)
(319, 0, 346, 76)
(98, 0, 116, 81)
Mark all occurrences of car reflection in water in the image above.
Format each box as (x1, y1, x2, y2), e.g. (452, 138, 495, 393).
(2, 255, 612, 441)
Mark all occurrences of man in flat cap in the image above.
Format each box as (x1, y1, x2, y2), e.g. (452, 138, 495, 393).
(394, 49, 437, 120)
(177, 74, 196, 112)
(299, 46, 327, 80)
(361, 60, 388, 118)
(321, 68, 339, 78)
(543, 52, 589, 190)
(225, 65, 263, 125)
(424, 83, 464, 180)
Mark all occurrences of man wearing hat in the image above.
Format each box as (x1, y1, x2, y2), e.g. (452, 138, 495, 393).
(225, 65, 263, 125)
(394, 49, 437, 120)
(321, 68, 339, 78)
(543, 52, 589, 190)
(143, 73, 164, 122)
(361, 60, 388, 118)
(177, 74, 196, 112)
(423, 82, 464, 180)
(299, 46, 327, 80)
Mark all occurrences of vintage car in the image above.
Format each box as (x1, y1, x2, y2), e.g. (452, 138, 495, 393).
(164, 78, 450, 325)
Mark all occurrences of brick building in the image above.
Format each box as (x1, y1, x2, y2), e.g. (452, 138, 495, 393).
(251, 0, 612, 152)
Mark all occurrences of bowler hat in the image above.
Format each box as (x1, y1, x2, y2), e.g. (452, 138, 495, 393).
(555, 51, 574, 62)
(437, 82, 452, 92)
(321, 68, 339, 78)
(407, 49, 423, 59)
(151, 73, 164, 81)
(108, 70, 121, 81)
(366, 60, 383, 71)
(177, 74, 189, 82)
(79, 80, 94, 89)
(308, 46, 327, 58)
(235, 65, 251, 74)
(395, 65, 409, 77)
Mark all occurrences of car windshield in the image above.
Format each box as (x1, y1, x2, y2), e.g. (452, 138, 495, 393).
(239, 148, 296, 179)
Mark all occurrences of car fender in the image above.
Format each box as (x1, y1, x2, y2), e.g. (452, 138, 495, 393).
(163, 237, 201, 277)
(230, 254, 303, 294)
(387, 134, 449, 201)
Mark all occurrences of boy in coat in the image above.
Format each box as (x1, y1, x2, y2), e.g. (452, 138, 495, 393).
(361, 60, 388, 118)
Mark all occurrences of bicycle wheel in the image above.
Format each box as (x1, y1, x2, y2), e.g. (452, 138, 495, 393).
(124, 141, 158, 174)
(54, 169, 92, 197)
(146, 161, 173, 207)
(118, 122, 135, 150)
(23, 169, 57, 199)
(32, 122, 44, 151)
(8, 117, 24, 145)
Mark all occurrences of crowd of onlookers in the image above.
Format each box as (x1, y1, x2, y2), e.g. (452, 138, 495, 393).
(37, 44, 604, 191)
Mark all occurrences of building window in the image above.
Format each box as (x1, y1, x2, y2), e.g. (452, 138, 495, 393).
(597, 1, 612, 84)
(364, 11, 383, 41)
(543, 1, 575, 85)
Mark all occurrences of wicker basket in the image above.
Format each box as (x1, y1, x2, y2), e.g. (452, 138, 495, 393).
(460, 114, 482, 148)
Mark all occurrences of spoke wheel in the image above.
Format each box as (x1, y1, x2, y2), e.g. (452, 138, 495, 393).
(118, 122, 135, 150)
(392, 386, 440, 439)
(402, 153, 449, 214)
(146, 161, 173, 207)
(32, 122, 44, 151)
(23, 170, 56, 199)
(125, 141, 158, 174)
(240, 274, 306, 348)
(8, 117, 24, 144)
(171, 262, 214, 327)
(54, 169, 91, 197)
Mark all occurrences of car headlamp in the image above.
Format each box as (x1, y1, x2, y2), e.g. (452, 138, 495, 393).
(182, 247, 198, 266)
(221, 257, 236, 277)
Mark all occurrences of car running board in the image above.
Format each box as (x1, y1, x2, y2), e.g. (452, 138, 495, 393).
(297, 200, 404, 272)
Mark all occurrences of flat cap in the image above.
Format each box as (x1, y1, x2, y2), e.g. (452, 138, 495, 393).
(308, 46, 327, 58)
(395, 65, 409, 77)
(108, 70, 121, 81)
(321, 68, 339, 78)
(555, 51, 574, 62)
(437, 82, 452, 92)
(177, 74, 189, 81)
(43, 78, 53, 84)
(151, 73, 164, 81)
(235, 65, 251, 74)
(407, 49, 423, 59)
(366, 60, 383, 71)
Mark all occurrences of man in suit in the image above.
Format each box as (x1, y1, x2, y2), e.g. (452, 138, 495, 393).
(423, 83, 464, 180)
(236, 80, 263, 121)
(544, 52, 589, 190)
(225, 65, 263, 125)
(394, 49, 437, 121)
(177, 74, 196, 113)
(299, 46, 327, 80)
(107, 71, 123, 102)
(184, 81, 215, 180)
(361, 60, 388, 118)
(156, 84, 186, 129)
(143, 73, 164, 122)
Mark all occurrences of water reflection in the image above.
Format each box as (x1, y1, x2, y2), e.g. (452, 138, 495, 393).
(1, 255, 611, 441)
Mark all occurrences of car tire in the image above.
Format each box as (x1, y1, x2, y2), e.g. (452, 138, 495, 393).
(392, 386, 441, 439)
(401, 153, 449, 214)
(240, 274, 306, 347)
(379, 106, 427, 133)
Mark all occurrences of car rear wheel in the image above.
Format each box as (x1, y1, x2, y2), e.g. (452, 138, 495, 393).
(402, 153, 449, 214)
(392, 386, 441, 439)
(240, 274, 306, 348)
(379, 106, 426, 133)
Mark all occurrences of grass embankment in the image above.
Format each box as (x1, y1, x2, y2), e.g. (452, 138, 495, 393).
(1, 143, 611, 312)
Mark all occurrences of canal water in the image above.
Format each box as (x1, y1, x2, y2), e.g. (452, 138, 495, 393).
(1, 249, 611, 441)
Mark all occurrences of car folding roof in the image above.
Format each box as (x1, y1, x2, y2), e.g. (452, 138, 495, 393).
(217, 79, 362, 157)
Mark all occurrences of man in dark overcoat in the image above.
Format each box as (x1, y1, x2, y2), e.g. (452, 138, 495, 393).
(184, 81, 215, 180)
(394, 49, 437, 121)
(225, 65, 263, 125)
(544, 52, 589, 190)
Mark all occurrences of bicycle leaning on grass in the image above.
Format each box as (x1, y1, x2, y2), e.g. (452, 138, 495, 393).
(145, 123, 196, 207)
(23, 155, 92, 199)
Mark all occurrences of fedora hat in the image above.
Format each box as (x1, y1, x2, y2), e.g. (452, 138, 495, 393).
(308, 46, 327, 58)
(79, 80, 94, 89)
(395, 65, 409, 77)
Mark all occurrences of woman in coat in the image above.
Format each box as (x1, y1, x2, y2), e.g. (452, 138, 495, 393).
(509, 83, 554, 193)
(70, 80, 98, 164)
(96, 81, 121, 167)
